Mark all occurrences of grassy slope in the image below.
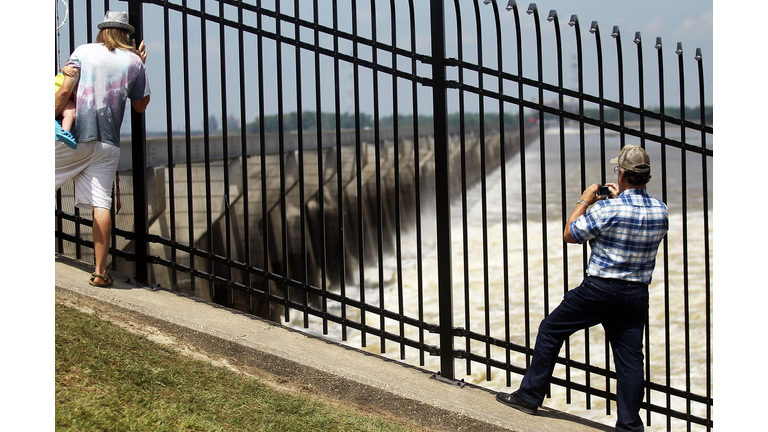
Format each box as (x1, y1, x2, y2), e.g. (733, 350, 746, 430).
(55, 304, 415, 432)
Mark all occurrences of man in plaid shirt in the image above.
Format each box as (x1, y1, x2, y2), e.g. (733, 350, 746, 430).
(497, 145, 668, 432)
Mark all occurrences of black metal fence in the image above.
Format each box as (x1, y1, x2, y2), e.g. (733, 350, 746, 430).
(55, 0, 713, 430)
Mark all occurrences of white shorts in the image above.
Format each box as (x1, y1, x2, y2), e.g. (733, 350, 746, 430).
(55, 140, 121, 210)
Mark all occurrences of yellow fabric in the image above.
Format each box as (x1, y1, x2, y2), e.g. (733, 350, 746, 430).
(55, 72, 78, 94)
(55, 73, 65, 93)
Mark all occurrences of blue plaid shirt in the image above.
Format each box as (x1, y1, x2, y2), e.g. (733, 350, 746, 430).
(570, 188, 668, 284)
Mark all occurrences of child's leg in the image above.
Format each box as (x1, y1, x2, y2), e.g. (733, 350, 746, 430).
(61, 100, 76, 131)
(55, 98, 78, 149)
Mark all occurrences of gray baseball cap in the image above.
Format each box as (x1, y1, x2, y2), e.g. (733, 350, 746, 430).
(610, 145, 651, 173)
(97, 11, 135, 35)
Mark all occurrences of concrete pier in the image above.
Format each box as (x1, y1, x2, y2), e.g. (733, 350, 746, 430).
(56, 125, 539, 322)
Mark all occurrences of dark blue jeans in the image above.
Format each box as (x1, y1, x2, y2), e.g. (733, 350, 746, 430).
(516, 276, 648, 432)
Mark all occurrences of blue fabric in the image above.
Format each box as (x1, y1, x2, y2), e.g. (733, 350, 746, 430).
(55, 119, 77, 149)
(517, 276, 648, 432)
(570, 188, 668, 284)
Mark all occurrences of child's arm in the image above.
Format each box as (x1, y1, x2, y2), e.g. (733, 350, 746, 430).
(61, 65, 79, 78)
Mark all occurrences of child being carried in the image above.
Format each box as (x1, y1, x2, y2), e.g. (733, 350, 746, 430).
(55, 65, 79, 149)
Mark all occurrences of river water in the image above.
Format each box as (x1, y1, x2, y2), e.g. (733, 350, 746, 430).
(291, 125, 713, 431)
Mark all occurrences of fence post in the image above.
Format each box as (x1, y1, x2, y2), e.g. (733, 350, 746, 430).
(429, 0, 454, 380)
(126, 0, 149, 284)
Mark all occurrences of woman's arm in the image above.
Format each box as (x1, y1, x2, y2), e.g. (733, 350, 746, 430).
(55, 70, 79, 118)
(131, 95, 151, 113)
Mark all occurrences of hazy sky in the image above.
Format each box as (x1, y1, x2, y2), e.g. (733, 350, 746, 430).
(50, 0, 713, 133)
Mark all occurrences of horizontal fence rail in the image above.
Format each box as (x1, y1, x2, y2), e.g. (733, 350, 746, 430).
(55, 0, 712, 430)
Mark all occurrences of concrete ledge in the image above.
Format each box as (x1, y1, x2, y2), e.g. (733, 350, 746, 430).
(55, 254, 611, 432)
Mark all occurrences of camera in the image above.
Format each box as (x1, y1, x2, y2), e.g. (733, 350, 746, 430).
(597, 185, 611, 197)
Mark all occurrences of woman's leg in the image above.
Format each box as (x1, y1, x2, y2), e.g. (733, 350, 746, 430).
(92, 207, 112, 284)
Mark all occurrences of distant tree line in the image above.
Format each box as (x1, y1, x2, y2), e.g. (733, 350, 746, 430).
(240, 106, 711, 134)
(152, 105, 711, 137)
(569, 105, 713, 125)
(240, 111, 525, 135)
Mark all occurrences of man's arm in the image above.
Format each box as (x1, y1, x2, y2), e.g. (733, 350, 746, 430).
(563, 184, 600, 244)
(55, 71, 79, 118)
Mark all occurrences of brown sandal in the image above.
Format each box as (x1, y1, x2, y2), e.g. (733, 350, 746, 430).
(89, 271, 113, 287)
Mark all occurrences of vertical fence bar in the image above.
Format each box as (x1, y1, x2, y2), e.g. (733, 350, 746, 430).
(163, 0, 178, 288)
(74, 2, 84, 263)
(695, 47, 713, 432)
(568, 15, 592, 409)
(614, 22, 635, 420)
(547, 9, 573, 405)
(181, 0, 196, 294)
(256, 0, 271, 312)
(654, 35, 673, 431)
(127, 0, 149, 284)
(370, 0, 386, 352)
(275, 0, 290, 322)
(237, 0, 251, 300)
(469, 0, 490, 378)
(351, 0, 367, 347)
(451, 0, 473, 377)
(568, 13, 592, 409)
(331, 0, 348, 341)
(71, 210, 82, 258)
(312, 0, 329, 334)
(199, 0, 214, 298)
(68, 0, 76, 54)
(496, 2, 512, 385)
(635, 32, 646, 147)
(527, 3, 549, 327)
(56, 0, 69, 256)
(218, 0, 233, 305)
(634, 32, 656, 427)
(56, 191, 64, 253)
(589, 20, 611, 415)
(472, 0, 495, 382)
(612, 26, 625, 147)
(294, 0, 309, 327)
(85, 0, 93, 40)
(590, 22, 607, 185)
(529, 7, 553, 391)
(430, 0, 454, 381)
(405, 0, 426, 367)
(390, 0, 405, 360)
(105, 0, 120, 274)
(675, 42, 693, 431)
(510, 1, 534, 374)
(490, 0, 510, 386)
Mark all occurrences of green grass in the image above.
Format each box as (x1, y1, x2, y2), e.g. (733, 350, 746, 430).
(55, 304, 416, 432)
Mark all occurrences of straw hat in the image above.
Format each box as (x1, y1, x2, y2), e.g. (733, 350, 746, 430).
(97, 11, 135, 35)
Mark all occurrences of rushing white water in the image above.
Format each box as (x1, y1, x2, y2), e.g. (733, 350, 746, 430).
(290, 126, 713, 431)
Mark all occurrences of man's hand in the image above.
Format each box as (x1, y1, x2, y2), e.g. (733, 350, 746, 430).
(579, 184, 601, 206)
(564, 183, 606, 243)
